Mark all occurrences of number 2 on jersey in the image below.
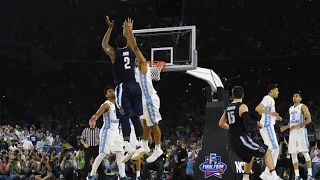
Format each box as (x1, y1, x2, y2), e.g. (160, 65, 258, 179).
(124, 57, 131, 69)
(227, 111, 235, 124)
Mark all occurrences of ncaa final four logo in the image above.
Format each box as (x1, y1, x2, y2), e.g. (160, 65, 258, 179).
(199, 153, 227, 178)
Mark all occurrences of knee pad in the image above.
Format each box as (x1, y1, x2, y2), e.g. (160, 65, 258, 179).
(291, 153, 299, 164)
(302, 152, 311, 161)
(119, 116, 131, 137)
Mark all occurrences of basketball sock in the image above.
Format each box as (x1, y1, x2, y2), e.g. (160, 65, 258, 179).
(270, 170, 278, 179)
(294, 169, 300, 177)
(142, 140, 148, 149)
(136, 171, 140, 177)
(242, 174, 249, 180)
(264, 167, 269, 174)
(116, 151, 126, 177)
(155, 144, 161, 150)
(307, 168, 312, 176)
(90, 153, 107, 176)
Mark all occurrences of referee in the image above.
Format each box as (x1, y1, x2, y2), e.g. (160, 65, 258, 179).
(80, 120, 105, 179)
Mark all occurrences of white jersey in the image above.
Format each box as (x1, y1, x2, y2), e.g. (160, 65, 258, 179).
(259, 95, 276, 126)
(102, 100, 119, 130)
(135, 65, 157, 98)
(289, 104, 305, 126)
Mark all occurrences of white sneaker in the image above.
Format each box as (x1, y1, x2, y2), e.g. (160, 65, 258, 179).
(260, 172, 272, 180)
(146, 148, 163, 163)
(131, 147, 147, 160)
(121, 142, 136, 163)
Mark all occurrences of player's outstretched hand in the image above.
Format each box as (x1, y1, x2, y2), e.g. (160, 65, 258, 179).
(280, 126, 288, 132)
(125, 17, 134, 30)
(257, 122, 263, 129)
(106, 16, 114, 27)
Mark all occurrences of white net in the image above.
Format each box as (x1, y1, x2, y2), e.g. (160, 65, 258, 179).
(148, 61, 165, 81)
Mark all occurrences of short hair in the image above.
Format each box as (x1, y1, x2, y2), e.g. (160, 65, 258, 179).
(232, 86, 244, 99)
(295, 92, 303, 99)
(116, 35, 127, 48)
(267, 84, 278, 93)
(104, 86, 114, 95)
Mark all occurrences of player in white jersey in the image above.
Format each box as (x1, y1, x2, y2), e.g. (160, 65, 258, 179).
(87, 86, 127, 180)
(280, 92, 312, 180)
(124, 18, 163, 163)
(255, 84, 282, 180)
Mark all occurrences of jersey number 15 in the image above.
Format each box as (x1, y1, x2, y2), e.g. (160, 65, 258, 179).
(124, 57, 131, 69)
(227, 111, 235, 124)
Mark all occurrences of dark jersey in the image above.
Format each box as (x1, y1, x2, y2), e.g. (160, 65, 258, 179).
(225, 102, 247, 138)
(112, 47, 136, 84)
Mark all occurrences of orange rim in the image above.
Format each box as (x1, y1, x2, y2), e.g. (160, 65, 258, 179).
(147, 61, 166, 71)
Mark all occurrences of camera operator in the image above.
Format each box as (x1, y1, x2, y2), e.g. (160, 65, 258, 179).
(170, 141, 188, 180)
(35, 152, 54, 180)
(143, 147, 167, 180)
(60, 151, 77, 179)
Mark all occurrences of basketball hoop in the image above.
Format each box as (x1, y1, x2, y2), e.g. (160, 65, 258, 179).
(147, 61, 166, 81)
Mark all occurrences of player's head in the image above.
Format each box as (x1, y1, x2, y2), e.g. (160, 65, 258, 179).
(104, 86, 115, 99)
(116, 35, 127, 49)
(293, 92, 303, 103)
(232, 86, 244, 99)
(267, 84, 279, 98)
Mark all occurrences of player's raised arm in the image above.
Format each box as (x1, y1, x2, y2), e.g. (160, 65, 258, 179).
(102, 16, 116, 63)
(125, 18, 148, 73)
(123, 19, 133, 49)
(89, 103, 110, 122)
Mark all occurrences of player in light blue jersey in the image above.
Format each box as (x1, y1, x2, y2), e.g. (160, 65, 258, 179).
(87, 86, 127, 180)
(124, 18, 164, 163)
(280, 92, 312, 180)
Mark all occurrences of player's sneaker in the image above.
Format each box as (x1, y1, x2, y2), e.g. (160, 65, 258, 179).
(136, 176, 142, 180)
(307, 175, 313, 180)
(131, 146, 147, 160)
(146, 147, 163, 163)
(86, 176, 96, 180)
(121, 142, 136, 163)
(259, 172, 272, 180)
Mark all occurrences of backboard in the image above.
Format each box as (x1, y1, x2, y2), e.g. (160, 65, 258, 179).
(133, 26, 197, 72)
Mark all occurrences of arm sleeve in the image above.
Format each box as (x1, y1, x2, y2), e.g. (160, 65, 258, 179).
(242, 112, 257, 126)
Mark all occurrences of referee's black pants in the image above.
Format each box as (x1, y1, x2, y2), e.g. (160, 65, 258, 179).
(83, 146, 106, 179)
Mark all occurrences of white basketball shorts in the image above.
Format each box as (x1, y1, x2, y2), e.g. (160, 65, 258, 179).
(259, 125, 279, 149)
(141, 94, 162, 127)
(99, 129, 124, 154)
(130, 124, 138, 148)
(288, 127, 309, 154)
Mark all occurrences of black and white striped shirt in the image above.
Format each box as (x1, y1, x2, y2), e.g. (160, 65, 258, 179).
(81, 127, 100, 147)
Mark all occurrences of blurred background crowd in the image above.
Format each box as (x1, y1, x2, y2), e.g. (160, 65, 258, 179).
(1, 0, 320, 179)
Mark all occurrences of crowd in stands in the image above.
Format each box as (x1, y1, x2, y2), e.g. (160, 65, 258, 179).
(0, 65, 320, 179)
(1, 0, 320, 179)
